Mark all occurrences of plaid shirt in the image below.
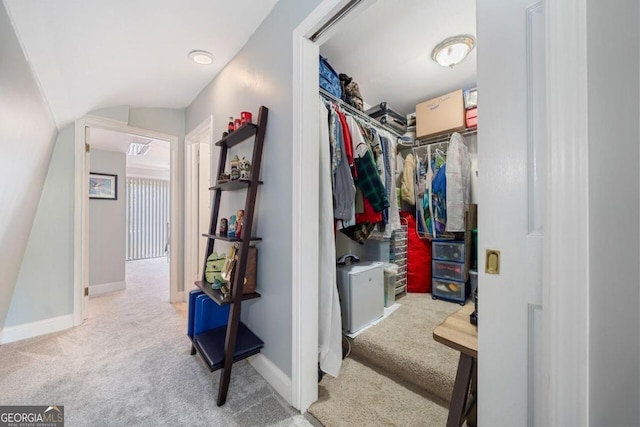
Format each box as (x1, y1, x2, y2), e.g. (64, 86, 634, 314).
(354, 147, 389, 213)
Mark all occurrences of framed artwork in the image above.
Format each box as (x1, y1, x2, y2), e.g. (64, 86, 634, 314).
(89, 173, 118, 200)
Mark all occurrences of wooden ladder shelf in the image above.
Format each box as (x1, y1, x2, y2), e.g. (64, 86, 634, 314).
(189, 106, 268, 406)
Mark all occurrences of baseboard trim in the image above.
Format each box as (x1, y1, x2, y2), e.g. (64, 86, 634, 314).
(249, 354, 293, 405)
(1, 314, 74, 344)
(89, 281, 126, 297)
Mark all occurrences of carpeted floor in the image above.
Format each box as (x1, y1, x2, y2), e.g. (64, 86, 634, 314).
(309, 293, 462, 426)
(0, 258, 310, 427)
(350, 293, 461, 403)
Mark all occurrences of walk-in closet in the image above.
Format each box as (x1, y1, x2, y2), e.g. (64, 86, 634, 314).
(310, 0, 480, 425)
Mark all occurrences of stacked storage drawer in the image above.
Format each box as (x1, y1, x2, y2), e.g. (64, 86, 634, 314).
(432, 240, 468, 304)
(390, 225, 408, 295)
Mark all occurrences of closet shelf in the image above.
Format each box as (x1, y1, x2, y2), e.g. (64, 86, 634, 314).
(192, 322, 264, 372)
(319, 88, 404, 138)
(194, 281, 261, 306)
(215, 123, 258, 148)
(210, 179, 263, 191)
(202, 233, 263, 242)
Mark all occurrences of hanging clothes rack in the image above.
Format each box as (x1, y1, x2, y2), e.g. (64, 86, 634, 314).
(398, 127, 478, 151)
(319, 88, 404, 139)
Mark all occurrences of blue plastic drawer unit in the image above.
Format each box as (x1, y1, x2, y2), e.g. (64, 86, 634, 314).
(432, 240, 465, 263)
(432, 260, 466, 282)
(432, 278, 468, 304)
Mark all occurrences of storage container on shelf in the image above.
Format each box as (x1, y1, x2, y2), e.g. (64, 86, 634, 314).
(432, 277, 468, 304)
(432, 240, 465, 263)
(432, 259, 466, 282)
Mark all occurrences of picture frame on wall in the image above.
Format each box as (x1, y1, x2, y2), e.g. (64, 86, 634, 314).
(89, 172, 118, 200)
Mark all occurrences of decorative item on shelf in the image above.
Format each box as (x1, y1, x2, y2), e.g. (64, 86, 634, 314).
(217, 172, 230, 184)
(220, 244, 238, 284)
(241, 111, 252, 124)
(234, 118, 242, 130)
(219, 218, 228, 236)
(235, 210, 245, 238)
(238, 157, 251, 180)
(222, 131, 229, 138)
(228, 215, 237, 238)
(230, 155, 241, 180)
(205, 251, 226, 287)
(227, 116, 235, 133)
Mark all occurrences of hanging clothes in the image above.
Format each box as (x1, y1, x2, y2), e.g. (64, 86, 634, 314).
(401, 153, 416, 205)
(330, 106, 356, 223)
(318, 99, 342, 377)
(445, 132, 471, 232)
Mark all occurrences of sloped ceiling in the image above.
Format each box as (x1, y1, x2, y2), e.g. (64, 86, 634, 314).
(321, 0, 476, 115)
(4, 0, 280, 127)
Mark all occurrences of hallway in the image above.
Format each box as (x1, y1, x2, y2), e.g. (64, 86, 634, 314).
(0, 258, 309, 427)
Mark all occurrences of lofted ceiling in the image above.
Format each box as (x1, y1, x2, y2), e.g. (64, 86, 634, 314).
(90, 127, 170, 172)
(4, 0, 280, 128)
(321, 0, 476, 115)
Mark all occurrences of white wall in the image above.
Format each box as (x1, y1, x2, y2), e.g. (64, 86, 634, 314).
(587, 0, 640, 425)
(89, 150, 126, 288)
(5, 107, 185, 332)
(5, 125, 73, 327)
(0, 2, 58, 331)
(186, 0, 323, 377)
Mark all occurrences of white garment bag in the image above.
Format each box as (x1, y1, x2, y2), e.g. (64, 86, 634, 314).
(445, 132, 471, 232)
(318, 99, 342, 377)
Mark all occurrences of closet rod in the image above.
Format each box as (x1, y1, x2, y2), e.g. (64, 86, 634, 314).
(414, 128, 478, 146)
(319, 88, 404, 138)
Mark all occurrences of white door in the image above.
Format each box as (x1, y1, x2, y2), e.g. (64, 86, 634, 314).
(184, 141, 211, 292)
(477, 1, 545, 425)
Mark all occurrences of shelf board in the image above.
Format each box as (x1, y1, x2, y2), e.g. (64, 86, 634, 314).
(214, 123, 258, 148)
(202, 234, 262, 242)
(210, 179, 263, 191)
(192, 322, 264, 372)
(194, 281, 261, 306)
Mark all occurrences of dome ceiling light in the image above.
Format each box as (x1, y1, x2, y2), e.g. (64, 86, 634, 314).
(432, 35, 475, 68)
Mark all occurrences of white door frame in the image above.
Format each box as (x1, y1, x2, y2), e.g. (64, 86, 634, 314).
(73, 115, 181, 326)
(291, 0, 589, 420)
(184, 116, 213, 300)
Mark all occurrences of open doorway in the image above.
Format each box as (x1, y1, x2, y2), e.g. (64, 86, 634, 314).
(289, 0, 577, 424)
(74, 116, 181, 324)
(87, 127, 171, 302)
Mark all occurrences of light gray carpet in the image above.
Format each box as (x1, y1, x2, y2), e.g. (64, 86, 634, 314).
(0, 258, 310, 427)
(309, 293, 462, 427)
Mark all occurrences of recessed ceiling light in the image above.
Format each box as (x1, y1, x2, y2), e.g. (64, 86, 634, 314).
(189, 50, 214, 65)
(432, 35, 475, 68)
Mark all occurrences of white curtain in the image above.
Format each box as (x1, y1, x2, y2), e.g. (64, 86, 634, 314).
(318, 99, 343, 377)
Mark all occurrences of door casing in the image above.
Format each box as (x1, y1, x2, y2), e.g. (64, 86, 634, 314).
(291, 0, 590, 424)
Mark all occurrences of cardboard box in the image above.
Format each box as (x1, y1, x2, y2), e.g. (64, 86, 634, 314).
(466, 107, 478, 128)
(416, 89, 465, 138)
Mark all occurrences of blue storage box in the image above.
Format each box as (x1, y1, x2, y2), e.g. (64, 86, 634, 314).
(194, 295, 230, 336)
(187, 289, 230, 337)
(187, 290, 204, 338)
